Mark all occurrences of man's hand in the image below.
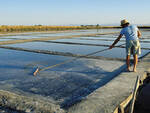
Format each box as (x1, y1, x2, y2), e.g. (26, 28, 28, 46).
(109, 45, 114, 49)
(109, 34, 122, 49)
(137, 30, 141, 38)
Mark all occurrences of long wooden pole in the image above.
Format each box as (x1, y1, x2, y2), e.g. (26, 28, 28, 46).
(129, 76, 140, 113)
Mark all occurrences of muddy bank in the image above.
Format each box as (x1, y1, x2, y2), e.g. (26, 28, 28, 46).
(67, 53, 150, 113)
(0, 106, 23, 113)
(0, 90, 64, 113)
(134, 72, 150, 113)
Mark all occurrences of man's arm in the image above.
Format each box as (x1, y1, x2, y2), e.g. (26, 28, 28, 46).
(137, 30, 141, 38)
(109, 34, 123, 49)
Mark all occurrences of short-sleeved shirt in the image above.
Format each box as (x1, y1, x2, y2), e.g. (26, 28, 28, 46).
(120, 25, 141, 55)
(120, 25, 139, 41)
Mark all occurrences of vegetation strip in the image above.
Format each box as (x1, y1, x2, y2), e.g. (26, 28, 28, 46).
(0, 25, 149, 33)
(0, 25, 84, 32)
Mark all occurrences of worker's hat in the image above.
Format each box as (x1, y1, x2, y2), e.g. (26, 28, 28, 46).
(120, 19, 129, 26)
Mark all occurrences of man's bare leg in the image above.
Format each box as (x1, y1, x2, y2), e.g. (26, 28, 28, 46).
(133, 54, 138, 72)
(126, 55, 130, 71)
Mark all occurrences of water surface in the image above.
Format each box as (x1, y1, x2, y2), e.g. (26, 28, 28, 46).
(0, 48, 125, 105)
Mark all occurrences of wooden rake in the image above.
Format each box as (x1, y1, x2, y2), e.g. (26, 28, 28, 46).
(33, 43, 125, 76)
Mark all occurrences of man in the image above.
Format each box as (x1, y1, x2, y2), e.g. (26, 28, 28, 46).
(109, 19, 141, 72)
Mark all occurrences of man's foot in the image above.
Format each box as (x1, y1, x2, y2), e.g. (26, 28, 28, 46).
(126, 68, 131, 72)
(133, 69, 137, 72)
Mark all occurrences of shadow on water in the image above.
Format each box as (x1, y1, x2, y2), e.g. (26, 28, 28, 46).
(61, 64, 126, 109)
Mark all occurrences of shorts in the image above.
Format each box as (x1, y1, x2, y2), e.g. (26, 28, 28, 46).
(126, 40, 141, 56)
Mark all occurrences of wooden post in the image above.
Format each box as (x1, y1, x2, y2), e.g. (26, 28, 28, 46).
(129, 76, 140, 113)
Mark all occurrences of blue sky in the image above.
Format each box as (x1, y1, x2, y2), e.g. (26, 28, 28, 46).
(0, 0, 150, 25)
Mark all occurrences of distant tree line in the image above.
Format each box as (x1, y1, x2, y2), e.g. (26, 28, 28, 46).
(0, 25, 83, 32)
(0, 25, 149, 32)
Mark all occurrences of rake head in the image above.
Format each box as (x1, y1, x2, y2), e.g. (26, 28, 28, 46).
(33, 67, 40, 76)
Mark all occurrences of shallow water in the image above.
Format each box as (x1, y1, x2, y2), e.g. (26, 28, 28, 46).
(141, 31, 150, 38)
(4, 41, 108, 55)
(140, 43, 150, 49)
(96, 34, 119, 38)
(93, 47, 149, 59)
(3, 40, 149, 60)
(0, 29, 149, 108)
(48, 38, 125, 45)
(35, 29, 120, 37)
(73, 36, 120, 40)
(32, 32, 87, 37)
(0, 38, 15, 41)
(0, 48, 125, 105)
(141, 38, 150, 41)
(0, 29, 120, 39)
(0, 35, 41, 39)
